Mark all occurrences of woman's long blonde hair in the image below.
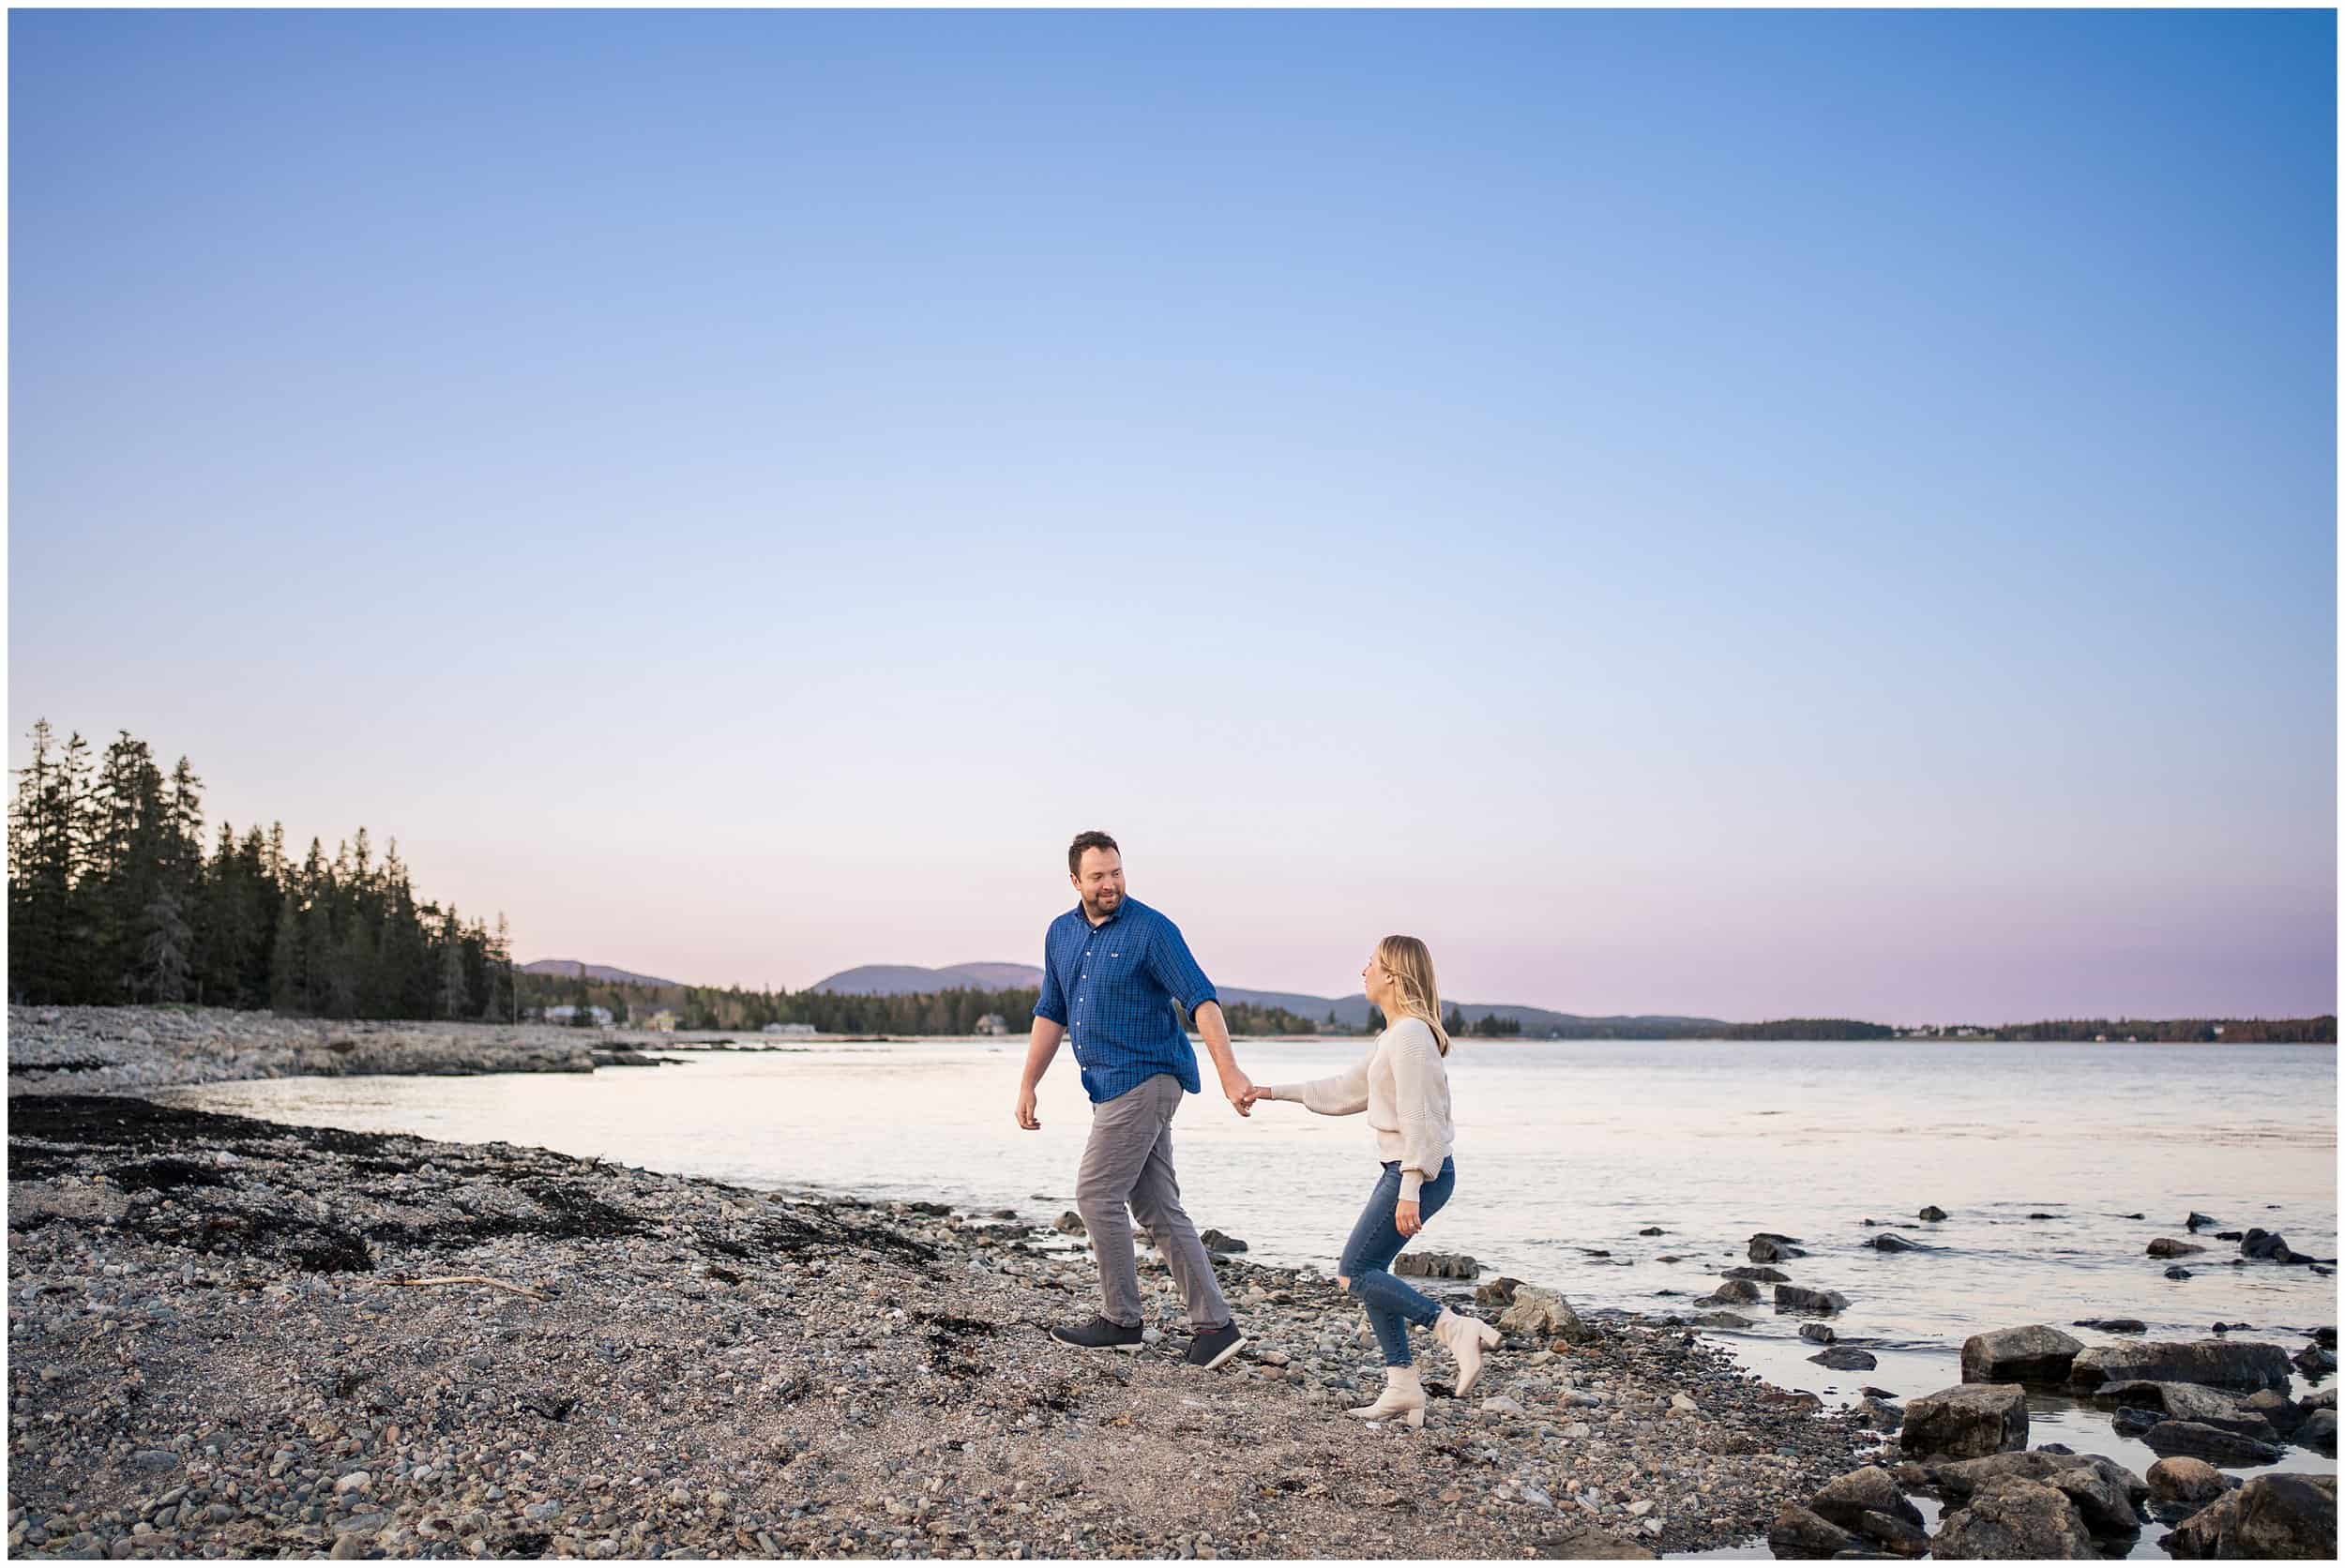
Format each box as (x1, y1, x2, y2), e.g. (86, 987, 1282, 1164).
(1376, 934, 1452, 1057)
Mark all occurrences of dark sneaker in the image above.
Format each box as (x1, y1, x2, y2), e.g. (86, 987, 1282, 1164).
(1050, 1316, 1145, 1352)
(1183, 1321, 1247, 1370)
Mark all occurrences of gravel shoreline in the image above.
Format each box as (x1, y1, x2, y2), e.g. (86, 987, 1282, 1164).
(8, 1006, 1882, 1560)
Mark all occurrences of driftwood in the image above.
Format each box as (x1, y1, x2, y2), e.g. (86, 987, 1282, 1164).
(384, 1274, 547, 1301)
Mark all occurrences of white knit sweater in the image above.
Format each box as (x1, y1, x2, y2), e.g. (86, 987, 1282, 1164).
(1265, 1017, 1454, 1199)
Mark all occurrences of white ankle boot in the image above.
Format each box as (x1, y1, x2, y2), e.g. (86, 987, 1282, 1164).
(1433, 1306, 1503, 1397)
(1347, 1364, 1427, 1427)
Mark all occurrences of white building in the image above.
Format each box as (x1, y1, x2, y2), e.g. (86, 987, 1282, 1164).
(764, 1022, 817, 1036)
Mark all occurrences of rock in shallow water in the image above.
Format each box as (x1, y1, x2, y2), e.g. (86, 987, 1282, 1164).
(1900, 1384, 2028, 1458)
(2162, 1472, 2337, 1559)
(2141, 1420, 2282, 1467)
(1776, 1284, 1849, 1316)
(1961, 1324, 2083, 1384)
(2068, 1339, 2294, 1395)
(1930, 1477, 2100, 1560)
(1808, 1466, 1924, 1533)
(1766, 1503, 1858, 1558)
(2147, 1456, 2230, 1507)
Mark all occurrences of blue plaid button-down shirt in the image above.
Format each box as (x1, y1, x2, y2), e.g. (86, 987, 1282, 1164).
(1034, 896, 1218, 1104)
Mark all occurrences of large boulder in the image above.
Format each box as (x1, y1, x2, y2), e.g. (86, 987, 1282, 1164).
(2163, 1473, 2337, 1559)
(1722, 1265, 1789, 1283)
(1775, 1283, 1849, 1315)
(2241, 1228, 2302, 1263)
(1705, 1277, 1762, 1304)
(1499, 1285, 1596, 1344)
(1962, 1325, 2084, 1384)
(1901, 1384, 2029, 1458)
(2095, 1380, 2277, 1437)
(2148, 1238, 2208, 1258)
(2068, 1339, 2293, 1395)
(1931, 1477, 2099, 1559)
(1749, 1233, 1808, 1264)
(2148, 1456, 2230, 1508)
(1809, 1467, 1924, 1533)
(2236, 1475, 2339, 1558)
(2142, 1421, 2282, 1467)
(1765, 1503, 1857, 1558)
(1921, 1451, 2143, 1536)
(2244, 1389, 2306, 1436)
(2297, 1409, 2338, 1452)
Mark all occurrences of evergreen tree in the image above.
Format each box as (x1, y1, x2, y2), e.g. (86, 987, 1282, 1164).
(269, 884, 304, 1013)
(139, 888, 193, 1003)
(438, 911, 470, 1020)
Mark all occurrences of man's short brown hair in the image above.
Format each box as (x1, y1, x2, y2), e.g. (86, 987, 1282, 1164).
(1067, 831, 1120, 877)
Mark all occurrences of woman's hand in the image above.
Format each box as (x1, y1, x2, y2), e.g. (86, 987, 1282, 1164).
(1395, 1199, 1422, 1237)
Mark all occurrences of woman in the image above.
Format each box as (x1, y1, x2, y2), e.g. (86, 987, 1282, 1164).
(1245, 934, 1501, 1427)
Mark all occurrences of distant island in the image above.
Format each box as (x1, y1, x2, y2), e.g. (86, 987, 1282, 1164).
(517, 960, 2337, 1045)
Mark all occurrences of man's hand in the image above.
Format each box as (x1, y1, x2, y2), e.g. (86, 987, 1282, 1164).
(1396, 1199, 1422, 1238)
(1222, 1072, 1256, 1117)
(1015, 1084, 1040, 1131)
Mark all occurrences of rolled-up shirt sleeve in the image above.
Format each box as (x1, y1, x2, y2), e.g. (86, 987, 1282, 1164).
(1034, 941, 1067, 1026)
(1144, 917, 1218, 1015)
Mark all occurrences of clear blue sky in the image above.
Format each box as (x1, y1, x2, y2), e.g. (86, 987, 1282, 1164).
(10, 8, 2336, 1023)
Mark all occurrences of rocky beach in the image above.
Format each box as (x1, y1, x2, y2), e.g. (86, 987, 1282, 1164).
(8, 1005, 2340, 1560)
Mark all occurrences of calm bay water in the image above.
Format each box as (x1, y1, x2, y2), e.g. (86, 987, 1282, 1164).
(168, 1036, 2337, 1554)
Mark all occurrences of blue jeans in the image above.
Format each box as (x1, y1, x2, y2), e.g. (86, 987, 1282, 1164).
(1339, 1158, 1457, 1366)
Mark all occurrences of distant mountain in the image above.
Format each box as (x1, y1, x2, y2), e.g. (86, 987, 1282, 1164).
(522, 958, 684, 988)
(810, 963, 1044, 995)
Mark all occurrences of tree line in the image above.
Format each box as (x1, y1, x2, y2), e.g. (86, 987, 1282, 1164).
(8, 722, 515, 1019)
(511, 978, 1341, 1037)
(1987, 1017, 2337, 1044)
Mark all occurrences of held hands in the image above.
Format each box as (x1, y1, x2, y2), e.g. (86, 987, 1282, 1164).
(1015, 1084, 1040, 1131)
(1396, 1199, 1422, 1237)
(1221, 1072, 1257, 1117)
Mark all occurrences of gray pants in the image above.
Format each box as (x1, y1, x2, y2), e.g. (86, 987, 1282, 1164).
(1076, 1073, 1233, 1333)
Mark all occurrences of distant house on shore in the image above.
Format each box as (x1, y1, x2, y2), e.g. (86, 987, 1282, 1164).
(764, 1022, 817, 1036)
(973, 1014, 1009, 1036)
(543, 1004, 613, 1028)
(643, 1009, 678, 1033)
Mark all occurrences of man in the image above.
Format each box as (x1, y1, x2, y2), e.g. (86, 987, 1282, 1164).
(1015, 830, 1253, 1369)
